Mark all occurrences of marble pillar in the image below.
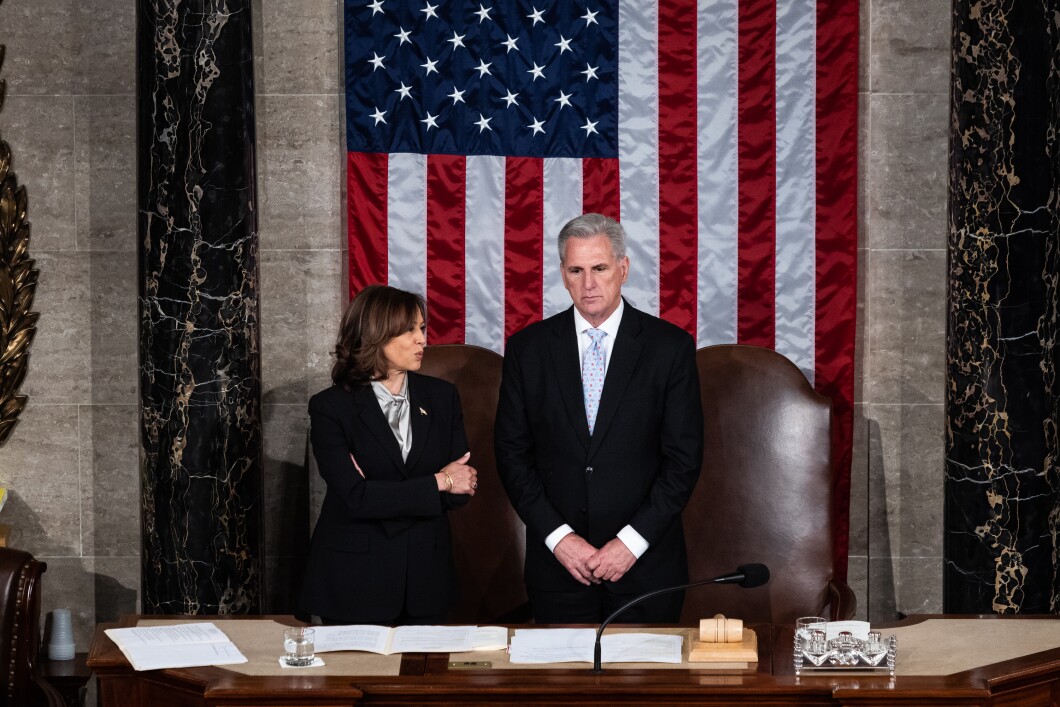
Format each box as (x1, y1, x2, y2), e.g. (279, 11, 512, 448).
(945, 0, 1060, 613)
(137, 0, 263, 613)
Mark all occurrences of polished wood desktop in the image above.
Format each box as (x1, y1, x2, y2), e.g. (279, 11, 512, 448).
(87, 615, 1060, 706)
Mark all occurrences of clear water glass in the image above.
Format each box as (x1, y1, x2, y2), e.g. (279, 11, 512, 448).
(283, 627, 315, 667)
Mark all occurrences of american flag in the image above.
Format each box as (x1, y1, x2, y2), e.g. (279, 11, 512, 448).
(343, 0, 858, 570)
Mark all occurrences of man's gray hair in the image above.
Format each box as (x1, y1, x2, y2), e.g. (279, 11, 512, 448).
(557, 213, 627, 262)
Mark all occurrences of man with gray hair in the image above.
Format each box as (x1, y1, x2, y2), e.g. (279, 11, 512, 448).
(496, 213, 704, 623)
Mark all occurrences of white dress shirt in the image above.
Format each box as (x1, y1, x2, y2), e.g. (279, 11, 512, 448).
(544, 300, 650, 560)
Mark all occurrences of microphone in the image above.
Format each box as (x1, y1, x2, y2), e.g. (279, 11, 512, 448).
(591, 563, 769, 673)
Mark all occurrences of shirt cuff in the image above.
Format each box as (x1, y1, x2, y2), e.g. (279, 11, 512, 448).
(617, 525, 649, 559)
(544, 524, 574, 553)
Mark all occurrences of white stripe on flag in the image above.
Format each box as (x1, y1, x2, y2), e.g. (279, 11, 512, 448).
(617, 0, 660, 315)
(774, 0, 817, 383)
(387, 153, 428, 296)
(696, 0, 739, 346)
(464, 155, 506, 352)
(543, 158, 583, 318)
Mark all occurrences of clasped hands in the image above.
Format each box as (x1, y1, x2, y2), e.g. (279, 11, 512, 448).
(435, 452, 478, 495)
(554, 534, 636, 585)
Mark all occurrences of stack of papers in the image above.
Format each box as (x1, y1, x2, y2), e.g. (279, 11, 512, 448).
(509, 629, 683, 664)
(104, 623, 247, 671)
(313, 624, 508, 655)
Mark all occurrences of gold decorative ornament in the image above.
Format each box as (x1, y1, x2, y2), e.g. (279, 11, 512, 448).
(0, 8, 39, 448)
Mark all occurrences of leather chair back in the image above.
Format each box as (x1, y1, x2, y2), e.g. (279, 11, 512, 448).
(0, 547, 47, 706)
(420, 344, 529, 623)
(681, 345, 840, 625)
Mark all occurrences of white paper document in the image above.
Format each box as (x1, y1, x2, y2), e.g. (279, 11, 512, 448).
(509, 629, 683, 664)
(313, 624, 508, 655)
(104, 622, 248, 671)
(825, 620, 871, 641)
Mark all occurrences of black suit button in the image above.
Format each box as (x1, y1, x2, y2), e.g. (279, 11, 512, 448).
(585, 466, 593, 474)
(579, 507, 587, 514)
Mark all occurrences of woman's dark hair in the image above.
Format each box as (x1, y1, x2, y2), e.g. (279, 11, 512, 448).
(332, 285, 426, 386)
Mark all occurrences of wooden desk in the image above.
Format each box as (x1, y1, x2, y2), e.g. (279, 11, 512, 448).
(88, 615, 1060, 706)
(39, 653, 91, 707)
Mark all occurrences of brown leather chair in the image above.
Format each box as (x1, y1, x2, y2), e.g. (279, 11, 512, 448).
(420, 344, 529, 623)
(681, 345, 855, 626)
(0, 548, 64, 707)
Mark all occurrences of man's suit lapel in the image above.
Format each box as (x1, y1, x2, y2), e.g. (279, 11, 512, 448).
(405, 373, 433, 471)
(351, 384, 407, 476)
(588, 303, 643, 459)
(548, 309, 591, 453)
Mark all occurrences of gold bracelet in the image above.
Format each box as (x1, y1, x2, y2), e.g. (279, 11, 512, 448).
(444, 473, 453, 492)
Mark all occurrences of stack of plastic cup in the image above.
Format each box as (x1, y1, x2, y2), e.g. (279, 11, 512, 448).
(47, 608, 75, 661)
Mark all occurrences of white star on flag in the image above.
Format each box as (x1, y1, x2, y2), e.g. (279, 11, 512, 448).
(527, 117, 545, 135)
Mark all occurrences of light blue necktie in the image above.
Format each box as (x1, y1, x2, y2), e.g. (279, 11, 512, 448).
(582, 328, 607, 434)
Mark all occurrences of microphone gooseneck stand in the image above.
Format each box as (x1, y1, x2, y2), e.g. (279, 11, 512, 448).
(590, 563, 770, 674)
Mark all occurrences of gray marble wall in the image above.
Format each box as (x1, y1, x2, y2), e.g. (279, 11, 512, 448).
(851, 0, 950, 620)
(0, 0, 949, 650)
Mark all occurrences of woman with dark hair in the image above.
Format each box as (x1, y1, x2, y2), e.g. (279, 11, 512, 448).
(298, 285, 477, 625)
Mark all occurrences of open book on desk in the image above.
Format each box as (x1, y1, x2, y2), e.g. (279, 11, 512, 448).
(104, 622, 248, 672)
(509, 629, 683, 664)
(313, 624, 508, 655)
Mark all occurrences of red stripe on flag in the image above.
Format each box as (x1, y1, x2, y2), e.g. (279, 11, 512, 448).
(736, 0, 777, 347)
(504, 158, 544, 341)
(815, 0, 860, 580)
(426, 155, 466, 344)
(657, 0, 698, 336)
(582, 158, 621, 221)
(346, 152, 388, 297)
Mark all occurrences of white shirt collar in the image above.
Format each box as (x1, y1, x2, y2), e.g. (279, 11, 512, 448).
(573, 298, 624, 339)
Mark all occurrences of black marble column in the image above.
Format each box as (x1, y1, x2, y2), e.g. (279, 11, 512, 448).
(945, 0, 1060, 613)
(137, 0, 263, 614)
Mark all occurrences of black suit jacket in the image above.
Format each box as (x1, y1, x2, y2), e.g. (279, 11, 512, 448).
(298, 373, 469, 623)
(495, 302, 704, 593)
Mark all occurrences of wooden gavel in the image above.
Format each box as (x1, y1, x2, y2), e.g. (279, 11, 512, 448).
(699, 614, 744, 643)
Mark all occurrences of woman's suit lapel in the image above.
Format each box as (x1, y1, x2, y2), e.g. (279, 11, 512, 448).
(405, 372, 433, 471)
(350, 384, 408, 476)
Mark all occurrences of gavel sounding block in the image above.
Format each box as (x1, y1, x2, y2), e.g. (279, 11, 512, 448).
(688, 614, 758, 663)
